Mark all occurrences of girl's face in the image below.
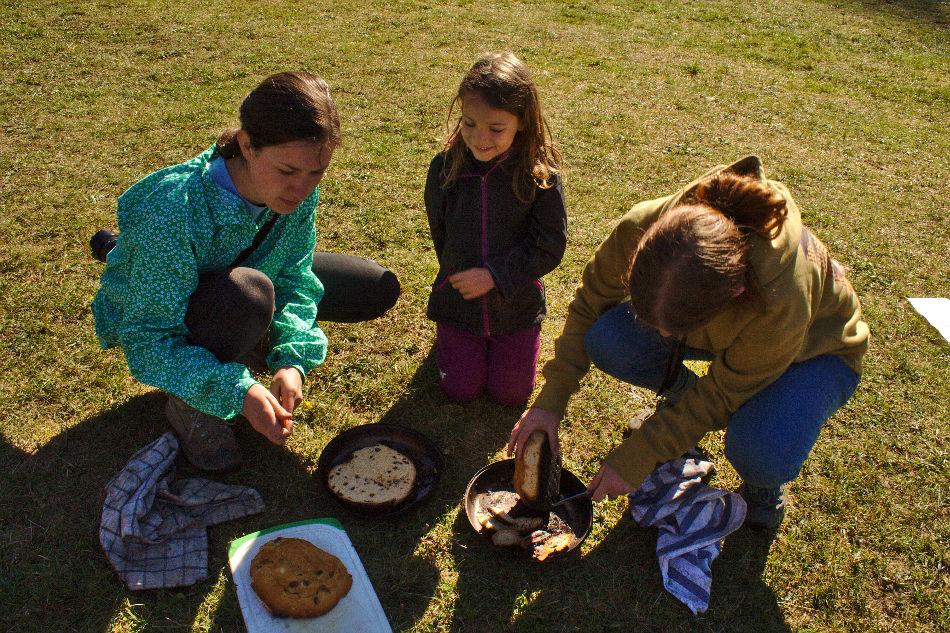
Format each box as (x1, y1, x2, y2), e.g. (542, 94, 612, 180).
(236, 131, 334, 214)
(459, 92, 522, 162)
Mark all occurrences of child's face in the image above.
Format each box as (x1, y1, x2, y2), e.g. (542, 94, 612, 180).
(459, 93, 522, 162)
(238, 133, 334, 214)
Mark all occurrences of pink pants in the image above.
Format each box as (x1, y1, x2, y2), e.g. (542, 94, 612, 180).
(435, 322, 542, 406)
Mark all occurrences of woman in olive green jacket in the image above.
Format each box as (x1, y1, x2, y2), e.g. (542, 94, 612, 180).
(508, 156, 868, 528)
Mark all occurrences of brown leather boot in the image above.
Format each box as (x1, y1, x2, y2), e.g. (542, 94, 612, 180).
(164, 395, 241, 472)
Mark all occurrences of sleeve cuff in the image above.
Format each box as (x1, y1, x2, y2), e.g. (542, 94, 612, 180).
(229, 373, 260, 420)
(602, 436, 662, 492)
(274, 363, 306, 382)
(530, 383, 572, 418)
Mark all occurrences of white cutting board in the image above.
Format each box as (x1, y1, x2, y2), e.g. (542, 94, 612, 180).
(228, 519, 392, 633)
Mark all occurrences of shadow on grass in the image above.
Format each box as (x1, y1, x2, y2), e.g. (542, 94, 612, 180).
(0, 385, 435, 632)
(211, 348, 531, 631)
(846, 0, 949, 26)
(448, 497, 791, 632)
(0, 353, 790, 632)
(0, 345, 530, 632)
(0, 391, 176, 632)
(337, 350, 529, 631)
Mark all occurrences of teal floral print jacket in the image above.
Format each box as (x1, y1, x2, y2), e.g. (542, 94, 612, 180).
(92, 146, 327, 419)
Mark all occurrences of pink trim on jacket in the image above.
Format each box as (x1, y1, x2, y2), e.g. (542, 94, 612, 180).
(458, 155, 507, 338)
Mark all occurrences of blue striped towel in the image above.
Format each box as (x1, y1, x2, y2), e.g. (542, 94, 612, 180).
(627, 450, 747, 614)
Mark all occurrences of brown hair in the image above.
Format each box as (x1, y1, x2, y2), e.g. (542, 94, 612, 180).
(440, 52, 562, 203)
(216, 71, 341, 158)
(628, 172, 788, 335)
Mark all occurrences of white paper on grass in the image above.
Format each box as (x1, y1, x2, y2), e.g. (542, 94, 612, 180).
(908, 298, 950, 343)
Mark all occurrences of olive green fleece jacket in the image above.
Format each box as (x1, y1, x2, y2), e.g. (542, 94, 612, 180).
(531, 156, 869, 490)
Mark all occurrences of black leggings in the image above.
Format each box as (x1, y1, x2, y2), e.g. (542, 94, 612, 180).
(184, 252, 400, 364)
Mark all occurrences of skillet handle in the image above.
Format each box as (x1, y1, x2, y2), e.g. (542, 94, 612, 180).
(550, 490, 591, 508)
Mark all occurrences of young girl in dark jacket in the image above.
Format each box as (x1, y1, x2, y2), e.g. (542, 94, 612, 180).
(425, 52, 567, 405)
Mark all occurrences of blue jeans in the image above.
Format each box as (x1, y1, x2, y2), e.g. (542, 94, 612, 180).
(585, 304, 860, 488)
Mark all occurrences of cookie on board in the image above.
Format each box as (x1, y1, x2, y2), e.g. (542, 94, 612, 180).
(250, 537, 353, 618)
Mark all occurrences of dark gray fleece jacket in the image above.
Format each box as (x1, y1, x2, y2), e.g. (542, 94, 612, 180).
(424, 151, 567, 336)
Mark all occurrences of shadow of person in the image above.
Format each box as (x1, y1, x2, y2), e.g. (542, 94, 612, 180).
(311, 349, 528, 631)
(448, 505, 660, 633)
(0, 431, 26, 476)
(206, 347, 527, 631)
(0, 386, 419, 632)
(845, 0, 949, 28)
(707, 526, 791, 632)
(0, 392, 181, 632)
(0, 340, 550, 632)
(0, 373, 795, 633)
(85, 375, 447, 633)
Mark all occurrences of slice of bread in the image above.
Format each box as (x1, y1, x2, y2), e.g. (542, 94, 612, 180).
(327, 444, 417, 507)
(514, 431, 560, 509)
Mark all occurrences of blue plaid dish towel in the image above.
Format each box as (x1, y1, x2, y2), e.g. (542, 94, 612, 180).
(628, 450, 747, 614)
(99, 432, 264, 590)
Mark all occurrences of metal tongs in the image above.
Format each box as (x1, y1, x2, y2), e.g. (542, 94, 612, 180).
(550, 489, 591, 508)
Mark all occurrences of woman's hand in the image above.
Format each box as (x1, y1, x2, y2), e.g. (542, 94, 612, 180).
(243, 383, 293, 445)
(271, 366, 303, 414)
(587, 462, 635, 501)
(449, 267, 496, 300)
(507, 407, 561, 459)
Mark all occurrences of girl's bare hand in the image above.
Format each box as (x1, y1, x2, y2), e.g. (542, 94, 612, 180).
(449, 267, 496, 300)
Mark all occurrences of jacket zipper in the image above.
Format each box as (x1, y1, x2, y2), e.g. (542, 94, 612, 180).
(480, 175, 491, 337)
(461, 156, 506, 338)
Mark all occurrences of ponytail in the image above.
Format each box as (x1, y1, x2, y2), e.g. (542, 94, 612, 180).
(689, 172, 787, 239)
(215, 71, 341, 160)
(215, 128, 241, 158)
(628, 171, 786, 334)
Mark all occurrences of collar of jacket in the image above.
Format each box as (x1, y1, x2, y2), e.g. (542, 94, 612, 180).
(458, 148, 516, 178)
(196, 145, 253, 226)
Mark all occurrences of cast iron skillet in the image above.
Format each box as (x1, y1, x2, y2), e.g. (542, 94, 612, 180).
(463, 459, 593, 561)
(318, 423, 443, 517)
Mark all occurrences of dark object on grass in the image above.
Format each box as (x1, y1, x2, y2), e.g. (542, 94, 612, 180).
(91, 229, 118, 262)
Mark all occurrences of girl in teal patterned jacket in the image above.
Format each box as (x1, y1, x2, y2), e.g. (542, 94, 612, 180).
(92, 72, 399, 471)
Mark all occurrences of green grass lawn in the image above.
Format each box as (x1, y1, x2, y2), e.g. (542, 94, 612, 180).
(1, 0, 948, 631)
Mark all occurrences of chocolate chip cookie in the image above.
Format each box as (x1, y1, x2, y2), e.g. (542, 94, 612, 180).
(250, 537, 352, 618)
